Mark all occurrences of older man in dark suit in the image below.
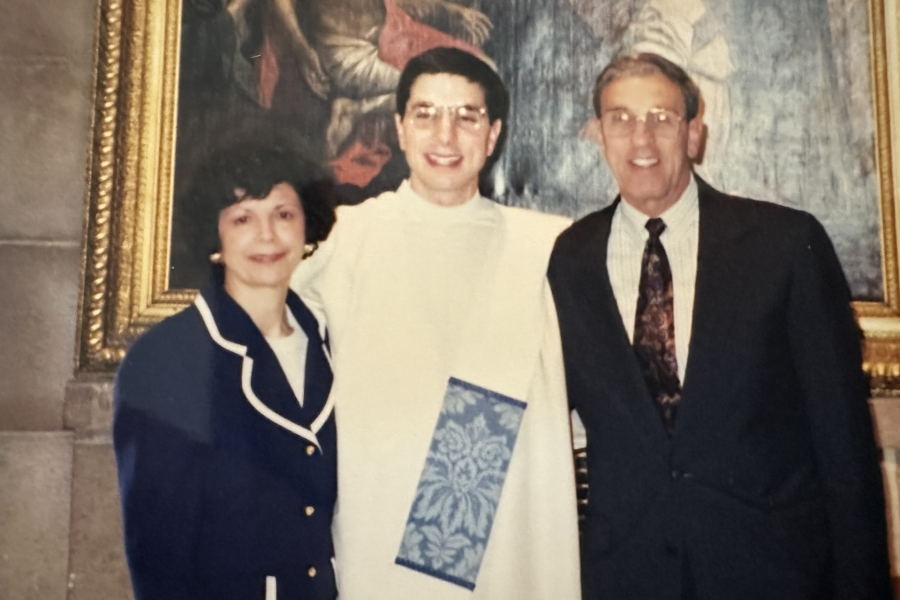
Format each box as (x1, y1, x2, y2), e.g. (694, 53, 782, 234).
(548, 52, 892, 600)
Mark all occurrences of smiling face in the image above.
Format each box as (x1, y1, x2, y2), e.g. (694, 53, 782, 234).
(598, 73, 703, 217)
(218, 182, 306, 298)
(395, 73, 502, 207)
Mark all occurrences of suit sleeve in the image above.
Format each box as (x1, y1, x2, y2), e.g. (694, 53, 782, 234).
(787, 214, 892, 599)
(113, 342, 211, 600)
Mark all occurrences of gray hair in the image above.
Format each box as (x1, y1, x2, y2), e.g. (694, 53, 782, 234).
(592, 53, 700, 121)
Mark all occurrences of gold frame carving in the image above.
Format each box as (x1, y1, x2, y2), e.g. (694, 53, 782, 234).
(862, 0, 900, 394)
(78, 0, 187, 373)
(76, 0, 900, 390)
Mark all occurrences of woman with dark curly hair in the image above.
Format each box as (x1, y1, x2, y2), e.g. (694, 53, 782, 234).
(113, 140, 338, 600)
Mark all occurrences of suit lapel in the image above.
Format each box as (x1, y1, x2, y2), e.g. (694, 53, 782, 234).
(577, 201, 672, 448)
(677, 179, 749, 434)
(286, 291, 334, 430)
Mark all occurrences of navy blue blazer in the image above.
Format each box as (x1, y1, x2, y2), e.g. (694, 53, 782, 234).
(113, 275, 336, 600)
(548, 178, 891, 600)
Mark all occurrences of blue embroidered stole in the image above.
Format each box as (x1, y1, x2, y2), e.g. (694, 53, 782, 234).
(395, 378, 526, 589)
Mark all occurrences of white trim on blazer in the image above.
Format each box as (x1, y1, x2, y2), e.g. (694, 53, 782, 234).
(194, 295, 334, 452)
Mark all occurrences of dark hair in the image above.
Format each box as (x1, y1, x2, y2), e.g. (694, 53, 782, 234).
(592, 53, 700, 121)
(188, 140, 337, 257)
(397, 47, 508, 118)
(396, 47, 510, 163)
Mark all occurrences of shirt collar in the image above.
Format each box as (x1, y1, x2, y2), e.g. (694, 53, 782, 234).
(617, 175, 699, 240)
(397, 179, 495, 223)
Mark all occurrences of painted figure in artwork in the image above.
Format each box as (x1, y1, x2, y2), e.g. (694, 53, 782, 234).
(259, 0, 493, 189)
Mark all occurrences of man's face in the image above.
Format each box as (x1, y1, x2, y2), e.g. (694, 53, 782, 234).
(598, 73, 703, 217)
(395, 73, 502, 206)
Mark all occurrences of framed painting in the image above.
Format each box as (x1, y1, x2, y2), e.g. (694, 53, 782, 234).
(76, 0, 900, 393)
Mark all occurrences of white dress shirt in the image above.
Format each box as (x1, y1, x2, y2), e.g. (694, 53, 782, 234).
(606, 176, 700, 384)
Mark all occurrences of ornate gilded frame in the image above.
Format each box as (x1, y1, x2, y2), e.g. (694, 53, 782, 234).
(76, 0, 900, 392)
(78, 0, 186, 375)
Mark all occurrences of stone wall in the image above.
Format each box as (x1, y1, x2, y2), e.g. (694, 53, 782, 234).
(0, 0, 131, 598)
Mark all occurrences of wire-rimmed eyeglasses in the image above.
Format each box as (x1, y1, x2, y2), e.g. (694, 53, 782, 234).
(600, 108, 684, 138)
(406, 102, 489, 132)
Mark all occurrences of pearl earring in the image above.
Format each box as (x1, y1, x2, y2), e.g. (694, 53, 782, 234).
(302, 243, 318, 259)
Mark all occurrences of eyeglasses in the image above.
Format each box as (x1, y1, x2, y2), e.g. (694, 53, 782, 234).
(406, 102, 489, 132)
(600, 108, 684, 138)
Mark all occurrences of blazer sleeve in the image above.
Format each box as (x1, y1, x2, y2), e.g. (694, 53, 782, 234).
(113, 338, 211, 600)
(787, 213, 892, 599)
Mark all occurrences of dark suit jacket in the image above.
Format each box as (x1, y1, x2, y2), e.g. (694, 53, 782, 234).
(548, 178, 891, 600)
(114, 273, 337, 600)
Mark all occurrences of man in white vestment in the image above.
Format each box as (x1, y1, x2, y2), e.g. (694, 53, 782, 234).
(292, 47, 581, 600)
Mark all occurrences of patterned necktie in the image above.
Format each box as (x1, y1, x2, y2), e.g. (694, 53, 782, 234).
(633, 217, 681, 436)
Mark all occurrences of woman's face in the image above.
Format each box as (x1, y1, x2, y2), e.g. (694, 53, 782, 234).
(218, 182, 306, 295)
